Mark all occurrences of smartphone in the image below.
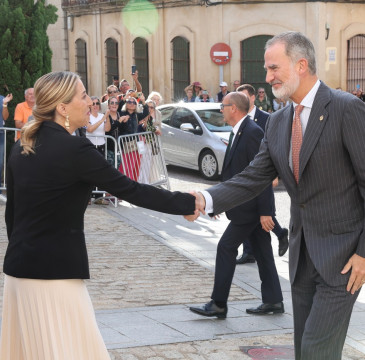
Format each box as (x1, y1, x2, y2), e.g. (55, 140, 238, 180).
(356, 84, 360, 90)
(131, 65, 136, 75)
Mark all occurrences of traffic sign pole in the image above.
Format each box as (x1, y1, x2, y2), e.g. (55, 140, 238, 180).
(210, 43, 232, 89)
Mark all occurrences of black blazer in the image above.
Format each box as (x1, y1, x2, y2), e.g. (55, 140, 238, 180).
(252, 107, 269, 132)
(4, 121, 195, 280)
(222, 116, 273, 224)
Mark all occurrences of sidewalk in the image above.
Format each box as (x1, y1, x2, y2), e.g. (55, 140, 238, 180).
(0, 190, 365, 359)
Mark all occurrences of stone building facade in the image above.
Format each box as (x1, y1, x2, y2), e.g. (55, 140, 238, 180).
(48, 0, 365, 103)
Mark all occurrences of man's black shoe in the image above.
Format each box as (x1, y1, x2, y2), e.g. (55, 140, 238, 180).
(189, 300, 228, 319)
(236, 253, 256, 265)
(246, 302, 284, 315)
(278, 228, 289, 257)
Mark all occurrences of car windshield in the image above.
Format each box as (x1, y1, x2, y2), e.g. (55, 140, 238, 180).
(196, 109, 232, 132)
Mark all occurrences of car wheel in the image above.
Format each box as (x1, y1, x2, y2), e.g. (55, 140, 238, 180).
(199, 150, 219, 180)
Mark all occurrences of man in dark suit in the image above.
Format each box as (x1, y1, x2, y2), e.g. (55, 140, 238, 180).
(189, 92, 284, 319)
(191, 32, 365, 360)
(235, 84, 289, 264)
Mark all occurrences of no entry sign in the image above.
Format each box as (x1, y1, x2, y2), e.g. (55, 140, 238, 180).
(210, 43, 232, 65)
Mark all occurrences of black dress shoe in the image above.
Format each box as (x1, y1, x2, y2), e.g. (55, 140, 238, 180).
(246, 302, 284, 315)
(236, 253, 256, 265)
(189, 300, 228, 319)
(278, 228, 289, 257)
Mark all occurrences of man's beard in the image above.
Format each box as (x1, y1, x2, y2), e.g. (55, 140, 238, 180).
(271, 71, 300, 101)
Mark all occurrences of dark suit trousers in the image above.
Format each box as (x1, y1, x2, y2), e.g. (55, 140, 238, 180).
(211, 221, 283, 304)
(292, 240, 359, 360)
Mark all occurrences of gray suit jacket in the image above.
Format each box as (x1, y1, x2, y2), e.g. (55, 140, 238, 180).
(207, 82, 365, 286)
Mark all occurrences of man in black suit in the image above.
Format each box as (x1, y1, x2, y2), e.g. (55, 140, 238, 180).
(189, 92, 283, 318)
(235, 84, 289, 264)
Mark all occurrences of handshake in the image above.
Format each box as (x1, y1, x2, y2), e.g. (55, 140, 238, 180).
(184, 191, 207, 222)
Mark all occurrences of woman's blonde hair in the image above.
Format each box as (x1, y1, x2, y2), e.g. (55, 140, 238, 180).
(21, 71, 80, 155)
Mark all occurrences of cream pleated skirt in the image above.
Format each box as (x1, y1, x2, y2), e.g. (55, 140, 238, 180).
(0, 275, 111, 360)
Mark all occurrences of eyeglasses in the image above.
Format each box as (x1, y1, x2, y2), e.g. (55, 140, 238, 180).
(92, 102, 100, 106)
(108, 90, 118, 94)
(258, 91, 265, 93)
(109, 101, 118, 105)
(220, 103, 233, 110)
(126, 100, 137, 105)
(148, 106, 155, 109)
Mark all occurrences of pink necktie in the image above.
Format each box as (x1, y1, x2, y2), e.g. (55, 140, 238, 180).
(292, 105, 304, 183)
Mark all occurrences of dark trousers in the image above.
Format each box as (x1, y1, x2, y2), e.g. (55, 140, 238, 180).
(292, 240, 359, 360)
(212, 221, 282, 304)
(243, 216, 283, 255)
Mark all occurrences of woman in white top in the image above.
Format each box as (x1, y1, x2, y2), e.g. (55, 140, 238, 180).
(86, 96, 110, 155)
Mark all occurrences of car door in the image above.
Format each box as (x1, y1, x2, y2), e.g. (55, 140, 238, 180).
(163, 107, 203, 167)
(160, 106, 177, 162)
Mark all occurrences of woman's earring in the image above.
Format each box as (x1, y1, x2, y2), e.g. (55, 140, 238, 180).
(65, 115, 70, 130)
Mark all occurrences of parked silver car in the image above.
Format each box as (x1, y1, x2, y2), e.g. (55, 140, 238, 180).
(158, 102, 231, 180)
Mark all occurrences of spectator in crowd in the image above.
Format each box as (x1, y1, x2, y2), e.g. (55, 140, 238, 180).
(254, 87, 272, 113)
(143, 99, 161, 135)
(183, 88, 196, 103)
(118, 93, 148, 135)
(216, 81, 230, 102)
(147, 91, 163, 107)
(0, 70, 195, 360)
(118, 94, 149, 181)
(101, 85, 119, 114)
(119, 71, 142, 98)
(86, 97, 110, 156)
(185, 82, 203, 98)
(273, 97, 290, 111)
(117, 72, 143, 114)
(355, 87, 365, 101)
(0, 93, 13, 185)
(195, 90, 214, 103)
(112, 76, 120, 89)
(233, 80, 241, 91)
(14, 88, 35, 140)
(105, 96, 121, 168)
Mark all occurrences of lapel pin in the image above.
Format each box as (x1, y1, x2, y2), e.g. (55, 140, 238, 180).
(319, 115, 324, 121)
(255, 119, 258, 122)
(238, 132, 242, 136)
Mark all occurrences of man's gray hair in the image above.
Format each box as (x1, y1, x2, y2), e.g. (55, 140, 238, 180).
(265, 32, 317, 75)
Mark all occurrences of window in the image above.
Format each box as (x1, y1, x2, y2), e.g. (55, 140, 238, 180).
(75, 39, 88, 93)
(161, 107, 176, 126)
(171, 37, 190, 102)
(240, 35, 272, 100)
(171, 108, 200, 132)
(347, 35, 365, 92)
(133, 38, 149, 95)
(105, 38, 119, 88)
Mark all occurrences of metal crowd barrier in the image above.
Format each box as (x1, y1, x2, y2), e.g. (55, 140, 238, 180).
(118, 131, 170, 190)
(0, 127, 21, 200)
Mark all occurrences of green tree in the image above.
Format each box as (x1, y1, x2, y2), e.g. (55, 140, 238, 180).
(0, 0, 57, 152)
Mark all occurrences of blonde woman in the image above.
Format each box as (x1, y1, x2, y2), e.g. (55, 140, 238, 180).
(0, 71, 195, 359)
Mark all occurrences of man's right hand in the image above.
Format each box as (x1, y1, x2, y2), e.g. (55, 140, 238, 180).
(191, 191, 206, 215)
(183, 191, 207, 222)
